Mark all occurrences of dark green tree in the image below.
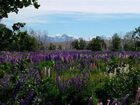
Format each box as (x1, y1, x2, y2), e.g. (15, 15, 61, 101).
(87, 36, 105, 51)
(0, 23, 40, 51)
(58, 45, 62, 50)
(123, 32, 135, 51)
(71, 39, 79, 49)
(78, 38, 86, 50)
(71, 38, 86, 50)
(0, 0, 40, 51)
(48, 43, 56, 50)
(12, 31, 39, 51)
(0, 0, 39, 18)
(111, 33, 121, 51)
(0, 24, 13, 51)
(132, 26, 140, 50)
(12, 22, 26, 31)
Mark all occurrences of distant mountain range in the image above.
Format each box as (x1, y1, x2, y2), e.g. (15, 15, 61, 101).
(47, 34, 75, 42)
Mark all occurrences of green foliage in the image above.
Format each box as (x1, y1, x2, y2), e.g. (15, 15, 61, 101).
(0, 84, 14, 104)
(1, 55, 140, 104)
(71, 39, 79, 49)
(48, 43, 56, 50)
(78, 38, 86, 50)
(37, 60, 54, 79)
(0, 70, 5, 79)
(111, 33, 121, 51)
(63, 85, 91, 105)
(105, 68, 140, 103)
(12, 31, 39, 51)
(87, 36, 105, 51)
(124, 43, 135, 51)
(12, 22, 26, 31)
(36, 77, 60, 105)
(0, 24, 41, 51)
(0, 0, 40, 18)
(0, 24, 13, 51)
(132, 26, 140, 50)
(71, 38, 86, 50)
(123, 32, 135, 51)
(94, 80, 110, 104)
(37, 61, 54, 69)
(58, 45, 62, 50)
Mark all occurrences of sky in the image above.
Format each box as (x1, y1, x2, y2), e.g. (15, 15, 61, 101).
(2, 0, 140, 40)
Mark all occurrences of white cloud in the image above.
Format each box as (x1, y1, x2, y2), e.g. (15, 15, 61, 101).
(43, 0, 140, 13)
(2, 0, 140, 24)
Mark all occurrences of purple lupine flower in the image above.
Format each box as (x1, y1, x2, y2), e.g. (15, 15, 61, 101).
(1, 103, 6, 105)
(10, 81, 22, 104)
(88, 97, 93, 105)
(56, 75, 65, 92)
(111, 99, 121, 105)
(45, 55, 51, 61)
(135, 87, 140, 104)
(20, 90, 36, 105)
(121, 94, 129, 105)
(46, 101, 52, 105)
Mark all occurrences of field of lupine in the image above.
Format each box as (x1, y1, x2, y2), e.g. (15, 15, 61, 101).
(0, 51, 140, 105)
